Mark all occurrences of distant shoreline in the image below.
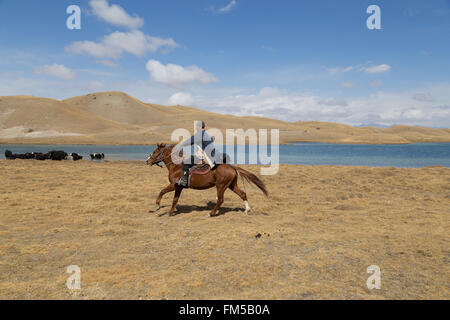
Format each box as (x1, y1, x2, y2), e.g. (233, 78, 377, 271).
(1, 140, 450, 146)
(2, 142, 449, 168)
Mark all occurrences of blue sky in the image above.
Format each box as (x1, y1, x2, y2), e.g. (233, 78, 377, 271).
(0, 0, 449, 126)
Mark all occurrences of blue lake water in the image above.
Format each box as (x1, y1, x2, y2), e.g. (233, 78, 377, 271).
(1, 143, 449, 168)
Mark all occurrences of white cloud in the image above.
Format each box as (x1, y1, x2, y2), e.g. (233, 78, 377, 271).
(168, 92, 194, 106)
(341, 82, 356, 89)
(102, 30, 176, 55)
(34, 64, 75, 80)
(218, 0, 238, 13)
(66, 30, 178, 59)
(328, 65, 354, 75)
(364, 64, 391, 74)
(89, 0, 143, 29)
(146, 60, 218, 86)
(208, 0, 238, 14)
(188, 84, 450, 127)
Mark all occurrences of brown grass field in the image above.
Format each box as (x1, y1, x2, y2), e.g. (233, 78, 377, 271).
(0, 159, 449, 299)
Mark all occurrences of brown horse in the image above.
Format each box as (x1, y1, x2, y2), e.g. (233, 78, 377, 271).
(146, 143, 268, 217)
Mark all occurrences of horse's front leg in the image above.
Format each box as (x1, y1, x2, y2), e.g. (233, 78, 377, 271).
(168, 186, 183, 216)
(209, 184, 226, 217)
(154, 184, 175, 212)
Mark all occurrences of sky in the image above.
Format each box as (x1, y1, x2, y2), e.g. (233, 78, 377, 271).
(0, 0, 449, 127)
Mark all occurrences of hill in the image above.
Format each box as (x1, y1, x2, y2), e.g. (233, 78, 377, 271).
(1, 92, 449, 145)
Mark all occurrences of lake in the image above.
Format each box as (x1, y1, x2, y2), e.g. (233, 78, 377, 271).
(1, 143, 449, 168)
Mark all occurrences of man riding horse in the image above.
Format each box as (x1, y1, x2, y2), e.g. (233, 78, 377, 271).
(146, 121, 268, 217)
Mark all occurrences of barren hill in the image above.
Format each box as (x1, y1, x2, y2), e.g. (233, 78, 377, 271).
(0, 92, 449, 145)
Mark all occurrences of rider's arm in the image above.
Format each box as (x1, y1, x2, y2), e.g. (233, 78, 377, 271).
(202, 131, 214, 143)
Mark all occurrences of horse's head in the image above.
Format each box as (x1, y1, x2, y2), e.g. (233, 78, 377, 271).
(146, 143, 167, 166)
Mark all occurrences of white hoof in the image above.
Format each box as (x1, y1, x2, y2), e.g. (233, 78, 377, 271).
(244, 201, 251, 215)
(155, 205, 160, 212)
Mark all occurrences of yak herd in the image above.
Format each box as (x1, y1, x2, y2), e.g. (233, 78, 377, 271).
(4, 150, 105, 161)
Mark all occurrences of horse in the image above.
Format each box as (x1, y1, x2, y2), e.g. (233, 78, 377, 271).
(146, 143, 268, 217)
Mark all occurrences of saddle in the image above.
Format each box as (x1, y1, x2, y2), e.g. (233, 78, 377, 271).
(190, 163, 211, 175)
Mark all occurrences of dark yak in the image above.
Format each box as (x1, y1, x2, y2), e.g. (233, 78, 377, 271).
(5, 150, 34, 160)
(90, 153, 105, 160)
(32, 152, 50, 161)
(67, 153, 83, 161)
(47, 151, 68, 161)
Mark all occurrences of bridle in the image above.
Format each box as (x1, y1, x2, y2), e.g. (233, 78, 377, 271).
(148, 145, 180, 168)
(147, 146, 168, 167)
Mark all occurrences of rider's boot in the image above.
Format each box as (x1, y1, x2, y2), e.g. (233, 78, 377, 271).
(176, 164, 189, 187)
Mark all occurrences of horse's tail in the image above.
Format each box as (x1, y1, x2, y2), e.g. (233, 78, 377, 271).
(232, 165, 268, 197)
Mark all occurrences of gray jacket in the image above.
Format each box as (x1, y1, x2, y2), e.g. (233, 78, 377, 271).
(180, 130, 216, 163)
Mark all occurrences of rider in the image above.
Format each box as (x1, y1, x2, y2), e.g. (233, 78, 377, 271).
(175, 121, 216, 187)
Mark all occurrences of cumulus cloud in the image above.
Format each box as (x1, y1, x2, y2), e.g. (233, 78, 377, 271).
(168, 92, 194, 106)
(89, 0, 144, 29)
(146, 60, 218, 86)
(34, 64, 75, 80)
(363, 64, 391, 74)
(188, 84, 450, 127)
(66, 30, 178, 59)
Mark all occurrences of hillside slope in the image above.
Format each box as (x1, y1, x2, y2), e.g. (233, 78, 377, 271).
(0, 92, 449, 145)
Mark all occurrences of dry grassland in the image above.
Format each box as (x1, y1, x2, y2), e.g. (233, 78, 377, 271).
(0, 160, 449, 299)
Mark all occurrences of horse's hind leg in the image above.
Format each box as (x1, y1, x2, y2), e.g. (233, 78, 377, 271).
(154, 184, 175, 212)
(168, 186, 183, 216)
(229, 179, 250, 214)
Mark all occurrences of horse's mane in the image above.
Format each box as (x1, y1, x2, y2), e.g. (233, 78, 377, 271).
(163, 144, 175, 151)
(161, 144, 177, 159)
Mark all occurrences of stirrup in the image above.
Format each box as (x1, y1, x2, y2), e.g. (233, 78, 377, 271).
(176, 178, 188, 187)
